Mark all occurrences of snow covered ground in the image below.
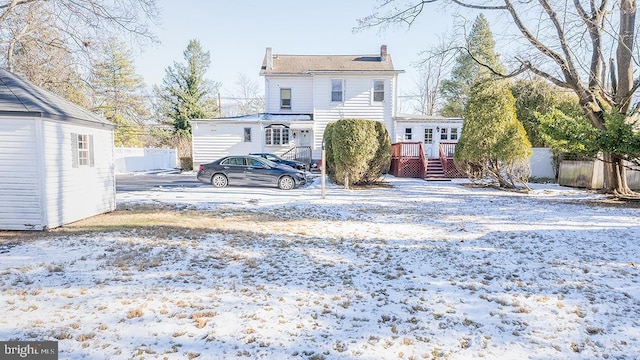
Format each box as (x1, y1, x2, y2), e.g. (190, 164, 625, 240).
(1, 174, 639, 359)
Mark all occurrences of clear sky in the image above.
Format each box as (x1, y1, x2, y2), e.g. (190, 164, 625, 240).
(133, 0, 461, 101)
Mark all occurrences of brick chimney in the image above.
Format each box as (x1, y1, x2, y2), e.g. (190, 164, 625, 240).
(380, 45, 388, 61)
(266, 47, 273, 70)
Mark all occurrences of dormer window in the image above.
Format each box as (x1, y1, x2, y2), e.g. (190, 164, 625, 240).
(331, 79, 344, 102)
(280, 88, 291, 109)
(373, 80, 384, 102)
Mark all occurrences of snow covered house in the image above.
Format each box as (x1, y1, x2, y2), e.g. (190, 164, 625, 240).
(191, 45, 463, 173)
(0, 69, 116, 230)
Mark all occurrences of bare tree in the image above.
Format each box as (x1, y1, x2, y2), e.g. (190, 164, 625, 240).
(358, 0, 639, 196)
(0, 0, 159, 100)
(223, 73, 265, 117)
(407, 42, 454, 115)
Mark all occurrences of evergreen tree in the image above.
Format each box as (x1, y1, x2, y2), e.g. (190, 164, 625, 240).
(455, 79, 532, 189)
(92, 38, 148, 147)
(510, 78, 582, 147)
(155, 39, 220, 133)
(440, 14, 504, 117)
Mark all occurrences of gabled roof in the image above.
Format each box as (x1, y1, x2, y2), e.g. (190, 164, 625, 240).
(0, 68, 112, 126)
(260, 46, 402, 75)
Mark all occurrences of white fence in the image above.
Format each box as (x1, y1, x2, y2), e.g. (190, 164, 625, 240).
(114, 147, 178, 173)
(530, 148, 555, 179)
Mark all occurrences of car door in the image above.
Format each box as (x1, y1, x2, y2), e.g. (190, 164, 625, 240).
(221, 157, 248, 185)
(244, 157, 277, 186)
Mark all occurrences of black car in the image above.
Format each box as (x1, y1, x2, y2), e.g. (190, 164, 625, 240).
(250, 153, 308, 171)
(196, 155, 307, 190)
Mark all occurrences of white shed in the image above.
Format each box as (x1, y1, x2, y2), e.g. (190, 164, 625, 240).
(0, 69, 116, 230)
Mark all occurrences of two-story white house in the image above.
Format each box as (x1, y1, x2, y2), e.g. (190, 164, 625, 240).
(191, 45, 463, 170)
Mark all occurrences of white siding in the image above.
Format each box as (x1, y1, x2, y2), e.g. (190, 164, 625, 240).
(41, 120, 115, 229)
(264, 77, 313, 113)
(311, 75, 396, 159)
(0, 118, 44, 230)
(192, 121, 262, 166)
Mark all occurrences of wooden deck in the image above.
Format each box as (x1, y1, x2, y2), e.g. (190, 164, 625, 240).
(390, 142, 466, 179)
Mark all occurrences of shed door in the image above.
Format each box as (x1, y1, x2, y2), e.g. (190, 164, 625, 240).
(423, 127, 437, 158)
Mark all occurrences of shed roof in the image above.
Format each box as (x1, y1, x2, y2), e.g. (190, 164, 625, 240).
(0, 68, 112, 126)
(259, 46, 401, 75)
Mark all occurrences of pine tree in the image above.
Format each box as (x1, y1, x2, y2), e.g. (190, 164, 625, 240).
(454, 79, 532, 189)
(440, 14, 504, 117)
(92, 38, 148, 147)
(155, 39, 220, 133)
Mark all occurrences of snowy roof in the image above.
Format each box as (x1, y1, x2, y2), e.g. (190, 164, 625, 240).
(260, 47, 400, 75)
(0, 68, 112, 127)
(192, 113, 313, 122)
(394, 114, 464, 123)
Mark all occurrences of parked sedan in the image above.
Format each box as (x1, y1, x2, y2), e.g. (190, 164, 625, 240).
(196, 155, 307, 190)
(250, 152, 308, 171)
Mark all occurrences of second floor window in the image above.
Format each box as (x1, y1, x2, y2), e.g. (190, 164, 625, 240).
(331, 79, 344, 102)
(404, 128, 412, 140)
(244, 128, 252, 142)
(265, 126, 290, 146)
(280, 88, 291, 109)
(373, 80, 384, 102)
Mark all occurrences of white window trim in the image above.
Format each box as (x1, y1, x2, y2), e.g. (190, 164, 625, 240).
(71, 133, 94, 168)
(331, 79, 344, 102)
(280, 88, 291, 110)
(373, 79, 385, 103)
(265, 126, 291, 146)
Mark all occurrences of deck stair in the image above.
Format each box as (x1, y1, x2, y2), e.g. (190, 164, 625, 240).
(425, 158, 450, 181)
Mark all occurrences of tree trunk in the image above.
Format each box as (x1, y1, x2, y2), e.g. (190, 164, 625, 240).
(602, 153, 633, 195)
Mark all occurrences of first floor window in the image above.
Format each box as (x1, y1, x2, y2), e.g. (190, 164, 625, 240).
(424, 129, 433, 144)
(404, 128, 412, 140)
(265, 126, 291, 146)
(373, 80, 384, 102)
(72, 133, 94, 167)
(450, 128, 458, 140)
(440, 127, 448, 140)
(244, 128, 252, 142)
(280, 88, 291, 109)
(331, 79, 344, 102)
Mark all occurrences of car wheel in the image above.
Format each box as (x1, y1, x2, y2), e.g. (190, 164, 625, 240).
(211, 174, 228, 188)
(278, 176, 295, 190)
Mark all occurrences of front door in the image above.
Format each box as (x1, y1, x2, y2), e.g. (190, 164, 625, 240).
(423, 127, 437, 158)
(298, 130, 312, 147)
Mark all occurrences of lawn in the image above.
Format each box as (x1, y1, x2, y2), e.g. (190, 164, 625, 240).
(1, 175, 639, 359)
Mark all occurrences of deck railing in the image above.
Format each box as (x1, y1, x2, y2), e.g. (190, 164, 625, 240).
(282, 146, 312, 166)
(390, 142, 427, 178)
(438, 142, 466, 178)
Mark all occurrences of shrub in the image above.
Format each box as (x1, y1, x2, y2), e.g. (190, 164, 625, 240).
(455, 79, 532, 189)
(323, 119, 391, 188)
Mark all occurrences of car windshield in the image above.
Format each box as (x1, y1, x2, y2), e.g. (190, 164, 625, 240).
(259, 158, 279, 168)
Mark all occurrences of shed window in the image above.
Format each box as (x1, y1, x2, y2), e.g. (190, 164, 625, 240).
(280, 88, 291, 109)
(265, 125, 290, 146)
(373, 80, 384, 102)
(450, 128, 458, 140)
(331, 79, 344, 102)
(404, 128, 412, 140)
(71, 133, 94, 168)
(244, 128, 252, 142)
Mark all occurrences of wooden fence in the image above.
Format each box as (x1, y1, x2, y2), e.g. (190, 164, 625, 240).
(558, 159, 639, 190)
